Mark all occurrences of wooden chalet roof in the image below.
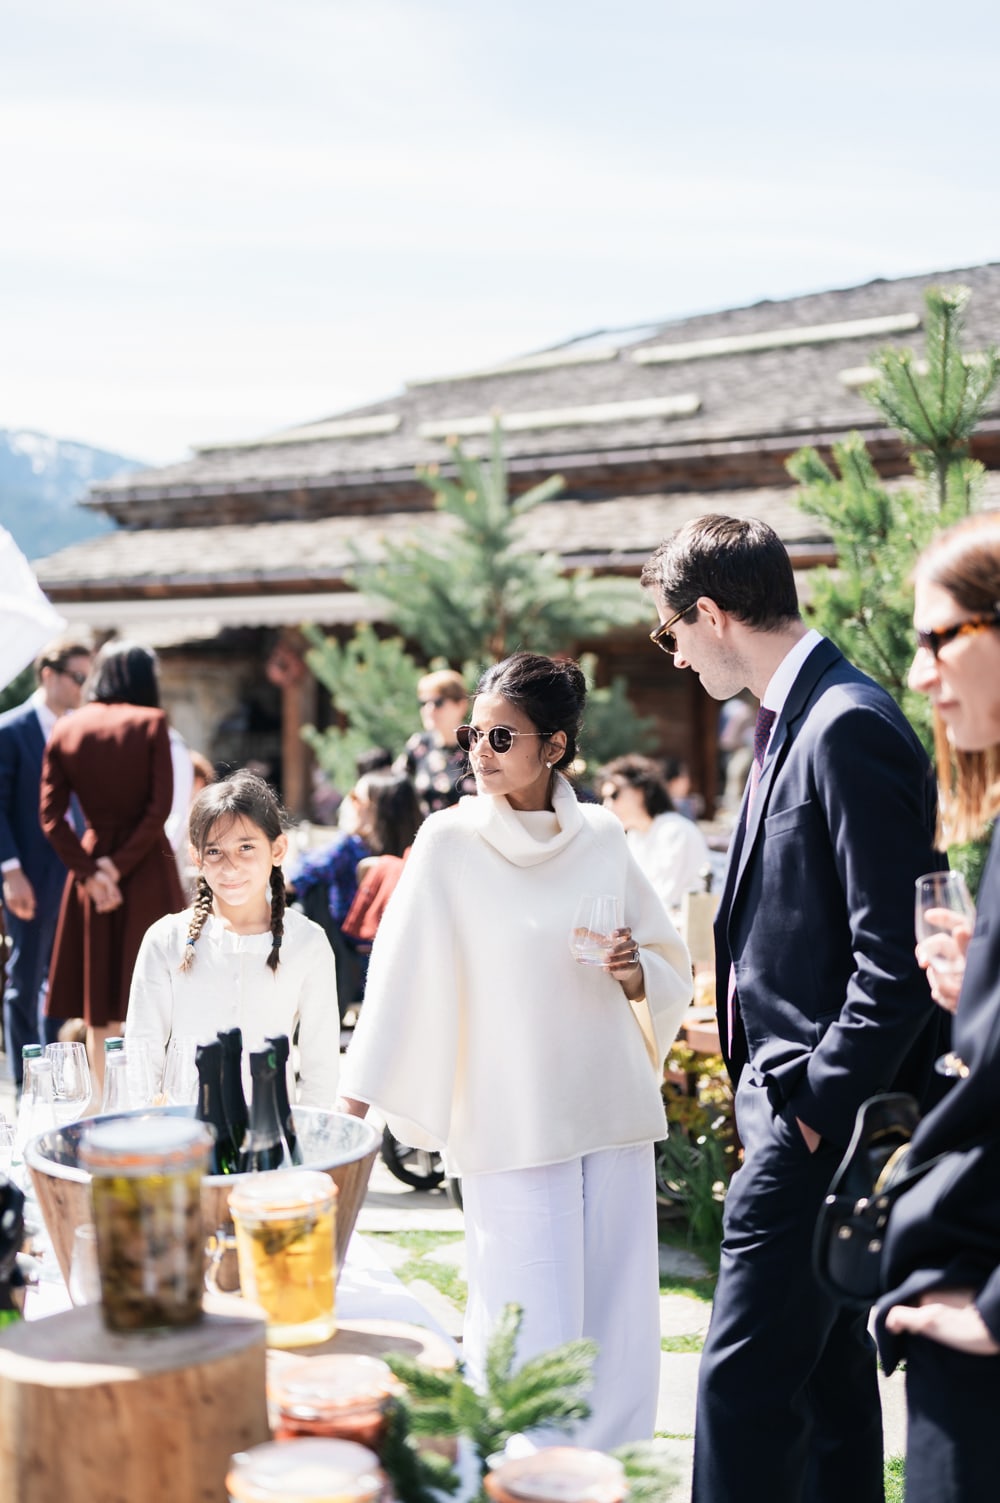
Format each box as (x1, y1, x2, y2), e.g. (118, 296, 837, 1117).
(77, 260, 1000, 533)
(35, 262, 1000, 642)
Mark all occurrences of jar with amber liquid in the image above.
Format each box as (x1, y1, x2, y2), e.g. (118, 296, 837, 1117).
(270, 1354, 401, 1453)
(228, 1169, 337, 1347)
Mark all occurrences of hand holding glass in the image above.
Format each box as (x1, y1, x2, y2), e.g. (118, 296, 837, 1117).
(569, 895, 624, 967)
(915, 872, 976, 979)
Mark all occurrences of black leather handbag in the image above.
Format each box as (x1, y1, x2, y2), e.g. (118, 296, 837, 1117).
(813, 1092, 930, 1308)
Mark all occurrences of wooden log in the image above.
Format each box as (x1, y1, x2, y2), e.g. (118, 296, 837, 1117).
(0, 1306, 269, 1503)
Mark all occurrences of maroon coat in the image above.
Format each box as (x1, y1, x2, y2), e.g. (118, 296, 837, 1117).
(40, 703, 185, 1025)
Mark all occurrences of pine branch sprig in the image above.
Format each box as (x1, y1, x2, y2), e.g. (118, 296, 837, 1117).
(379, 1400, 460, 1503)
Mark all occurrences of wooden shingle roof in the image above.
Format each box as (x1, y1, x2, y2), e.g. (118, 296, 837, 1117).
(82, 261, 1000, 527)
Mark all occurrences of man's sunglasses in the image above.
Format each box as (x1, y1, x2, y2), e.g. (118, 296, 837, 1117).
(419, 696, 449, 709)
(649, 605, 694, 656)
(58, 668, 88, 686)
(456, 725, 550, 754)
(916, 611, 1000, 660)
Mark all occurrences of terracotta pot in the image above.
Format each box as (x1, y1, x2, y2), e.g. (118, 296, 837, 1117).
(25, 1106, 380, 1291)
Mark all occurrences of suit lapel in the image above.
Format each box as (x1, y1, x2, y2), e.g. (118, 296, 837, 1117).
(728, 639, 843, 903)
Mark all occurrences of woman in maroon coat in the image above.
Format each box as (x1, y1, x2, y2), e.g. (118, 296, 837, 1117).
(40, 642, 184, 1084)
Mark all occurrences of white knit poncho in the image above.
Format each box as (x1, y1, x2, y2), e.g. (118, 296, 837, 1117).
(341, 776, 693, 1176)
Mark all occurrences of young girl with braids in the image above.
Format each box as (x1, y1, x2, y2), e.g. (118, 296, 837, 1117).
(124, 769, 340, 1106)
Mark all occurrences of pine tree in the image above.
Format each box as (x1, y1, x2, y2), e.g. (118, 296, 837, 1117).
(352, 422, 650, 665)
(302, 425, 656, 788)
(788, 284, 999, 887)
(299, 623, 421, 793)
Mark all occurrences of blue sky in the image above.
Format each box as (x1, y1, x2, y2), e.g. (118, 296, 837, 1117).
(2, 0, 997, 464)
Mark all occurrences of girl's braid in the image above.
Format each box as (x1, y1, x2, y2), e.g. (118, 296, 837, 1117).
(267, 865, 285, 973)
(179, 875, 214, 971)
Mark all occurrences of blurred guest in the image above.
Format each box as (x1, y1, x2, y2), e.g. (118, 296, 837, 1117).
(0, 634, 93, 1079)
(599, 754, 711, 912)
(342, 770, 424, 958)
(664, 755, 704, 820)
(190, 750, 215, 798)
(395, 669, 474, 815)
(876, 512, 1000, 1503)
(288, 769, 420, 1017)
(40, 641, 184, 1088)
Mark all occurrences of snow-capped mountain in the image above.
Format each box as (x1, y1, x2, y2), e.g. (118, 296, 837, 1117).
(0, 428, 141, 559)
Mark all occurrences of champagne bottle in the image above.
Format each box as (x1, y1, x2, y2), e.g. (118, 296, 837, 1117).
(194, 1041, 240, 1175)
(265, 1033, 302, 1166)
(238, 1047, 286, 1173)
(217, 1028, 249, 1162)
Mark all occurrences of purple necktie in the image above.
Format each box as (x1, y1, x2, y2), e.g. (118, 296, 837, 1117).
(726, 705, 778, 1049)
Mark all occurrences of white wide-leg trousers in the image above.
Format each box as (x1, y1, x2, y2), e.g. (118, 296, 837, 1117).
(460, 1141, 660, 1450)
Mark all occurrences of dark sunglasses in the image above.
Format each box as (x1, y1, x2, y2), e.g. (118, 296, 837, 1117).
(58, 668, 89, 687)
(649, 604, 694, 656)
(419, 695, 449, 709)
(916, 611, 1000, 660)
(456, 724, 550, 755)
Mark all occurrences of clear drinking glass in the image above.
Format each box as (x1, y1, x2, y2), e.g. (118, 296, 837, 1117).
(914, 871, 976, 977)
(161, 1035, 202, 1106)
(123, 1038, 162, 1108)
(915, 870, 977, 1080)
(45, 1041, 93, 1124)
(569, 894, 624, 967)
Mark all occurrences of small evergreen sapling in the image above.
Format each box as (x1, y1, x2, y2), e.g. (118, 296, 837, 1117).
(384, 1303, 596, 1497)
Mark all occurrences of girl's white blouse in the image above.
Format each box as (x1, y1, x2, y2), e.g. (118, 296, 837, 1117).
(125, 905, 340, 1106)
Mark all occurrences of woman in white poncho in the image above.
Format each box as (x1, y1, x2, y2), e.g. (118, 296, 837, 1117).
(339, 653, 692, 1449)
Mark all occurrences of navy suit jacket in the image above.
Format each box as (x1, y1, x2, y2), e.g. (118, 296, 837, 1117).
(877, 820, 1000, 1367)
(0, 698, 66, 899)
(715, 638, 946, 1150)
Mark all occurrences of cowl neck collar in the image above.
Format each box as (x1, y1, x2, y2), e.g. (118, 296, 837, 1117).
(458, 772, 584, 867)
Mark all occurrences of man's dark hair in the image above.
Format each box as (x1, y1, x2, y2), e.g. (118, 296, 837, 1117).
(641, 514, 800, 630)
(34, 635, 93, 680)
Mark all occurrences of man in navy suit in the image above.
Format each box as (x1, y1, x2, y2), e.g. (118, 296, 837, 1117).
(641, 516, 945, 1503)
(0, 635, 93, 1083)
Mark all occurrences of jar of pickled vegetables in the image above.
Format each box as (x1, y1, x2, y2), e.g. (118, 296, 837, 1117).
(226, 1437, 391, 1503)
(80, 1116, 213, 1332)
(270, 1354, 401, 1451)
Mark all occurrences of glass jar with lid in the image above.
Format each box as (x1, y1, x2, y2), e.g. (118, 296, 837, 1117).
(270, 1354, 401, 1452)
(226, 1437, 391, 1503)
(484, 1446, 628, 1503)
(80, 1115, 213, 1332)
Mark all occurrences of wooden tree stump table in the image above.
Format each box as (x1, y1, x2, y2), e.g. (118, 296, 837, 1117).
(0, 1306, 269, 1503)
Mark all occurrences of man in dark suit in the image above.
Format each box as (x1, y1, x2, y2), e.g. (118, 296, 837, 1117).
(641, 515, 945, 1503)
(0, 635, 93, 1082)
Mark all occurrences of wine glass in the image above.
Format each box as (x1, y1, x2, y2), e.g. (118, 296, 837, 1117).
(161, 1036, 201, 1107)
(569, 894, 624, 967)
(0, 1115, 14, 1178)
(45, 1042, 94, 1124)
(915, 870, 976, 1079)
(915, 871, 976, 976)
(123, 1038, 162, 1108)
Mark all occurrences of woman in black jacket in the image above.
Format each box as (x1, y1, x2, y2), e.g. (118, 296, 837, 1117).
(877, 511, 1000, 1501)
